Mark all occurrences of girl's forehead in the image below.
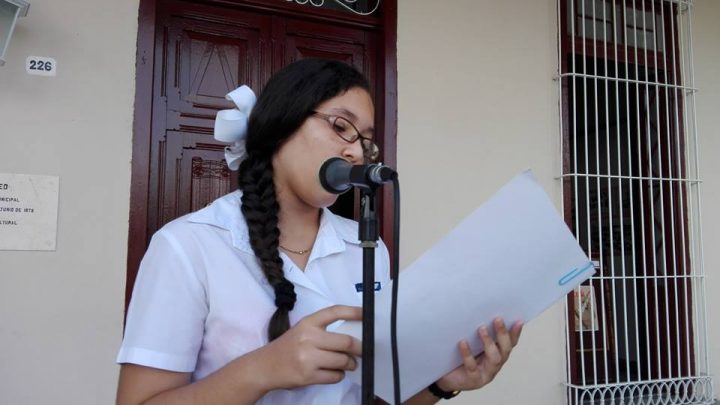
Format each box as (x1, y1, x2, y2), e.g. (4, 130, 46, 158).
(318, 89, 374, 117)
(328, 107, 359, 120)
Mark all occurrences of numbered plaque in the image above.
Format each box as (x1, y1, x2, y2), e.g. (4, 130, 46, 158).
(26, 56, 57, 76)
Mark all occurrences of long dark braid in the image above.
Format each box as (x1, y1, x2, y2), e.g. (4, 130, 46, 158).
(236, 59, 370, 341)
(237, 153, 294, 341)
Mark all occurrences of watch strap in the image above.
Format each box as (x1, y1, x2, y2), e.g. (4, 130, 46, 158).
(428, 382, 460, 400)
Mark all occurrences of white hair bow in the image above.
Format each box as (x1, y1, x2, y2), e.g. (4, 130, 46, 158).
(214, 85, 257, 170)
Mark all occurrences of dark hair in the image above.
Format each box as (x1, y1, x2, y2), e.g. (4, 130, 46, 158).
(237, 59, 370, 341)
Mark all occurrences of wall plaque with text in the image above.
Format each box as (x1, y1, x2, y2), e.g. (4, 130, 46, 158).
(0, 173, 60, 251)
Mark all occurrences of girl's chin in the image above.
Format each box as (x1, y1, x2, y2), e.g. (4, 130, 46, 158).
(315, 191, 340, 209)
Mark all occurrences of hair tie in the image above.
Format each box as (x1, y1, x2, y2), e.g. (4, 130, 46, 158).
(214, 85, 257, 170)
(273, 279, 296, 311)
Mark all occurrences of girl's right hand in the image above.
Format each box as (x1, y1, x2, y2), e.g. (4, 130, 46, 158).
(259, 305, 363, 390)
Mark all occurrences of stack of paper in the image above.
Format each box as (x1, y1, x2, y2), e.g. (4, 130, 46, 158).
(336, 171, 594, 402)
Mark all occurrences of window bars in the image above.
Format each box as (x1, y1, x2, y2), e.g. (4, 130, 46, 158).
(556, 0, 713, 403)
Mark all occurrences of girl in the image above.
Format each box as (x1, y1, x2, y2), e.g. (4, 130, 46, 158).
(116, 59, 522, 404)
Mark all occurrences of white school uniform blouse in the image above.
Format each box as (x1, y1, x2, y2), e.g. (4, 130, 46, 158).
(117, 190, 390, 404)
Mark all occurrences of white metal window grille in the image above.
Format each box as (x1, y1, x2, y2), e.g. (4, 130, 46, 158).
(556, 0, 713, 403)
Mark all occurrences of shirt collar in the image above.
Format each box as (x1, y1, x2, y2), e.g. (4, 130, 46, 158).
(186, 190, 360, 256)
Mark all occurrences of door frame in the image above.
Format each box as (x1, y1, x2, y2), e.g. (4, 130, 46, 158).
(126, 0, 398, 308)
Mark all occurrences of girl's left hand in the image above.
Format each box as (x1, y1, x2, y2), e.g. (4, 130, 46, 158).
(434, 317, 523, 393)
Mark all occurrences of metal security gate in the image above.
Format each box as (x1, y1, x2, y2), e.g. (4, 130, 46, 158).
(556, 0, 713, 403)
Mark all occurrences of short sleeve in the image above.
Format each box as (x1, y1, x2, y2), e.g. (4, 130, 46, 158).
(116, 229, 208, 372)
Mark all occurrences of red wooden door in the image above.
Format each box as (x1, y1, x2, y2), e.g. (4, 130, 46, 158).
(148, 1, 272, 232)
(127, 0, 392, 307)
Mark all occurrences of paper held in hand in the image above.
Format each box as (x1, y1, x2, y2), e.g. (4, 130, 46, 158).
(335, 170, 595, 402)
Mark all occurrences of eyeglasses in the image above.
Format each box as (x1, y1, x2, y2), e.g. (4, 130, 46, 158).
(311, 111, 380, 162)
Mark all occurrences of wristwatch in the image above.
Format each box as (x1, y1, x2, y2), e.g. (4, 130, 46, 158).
(428, 382, 460, 400)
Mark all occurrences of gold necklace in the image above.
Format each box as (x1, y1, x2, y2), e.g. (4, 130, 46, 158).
(279, 244, 311, 255)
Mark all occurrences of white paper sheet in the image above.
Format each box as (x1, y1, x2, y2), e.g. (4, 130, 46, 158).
(335, 170, 595, 403)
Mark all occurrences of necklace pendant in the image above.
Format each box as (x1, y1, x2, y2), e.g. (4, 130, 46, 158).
(279, 244, 311, 255)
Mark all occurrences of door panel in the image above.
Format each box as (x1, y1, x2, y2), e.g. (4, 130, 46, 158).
(148, 4, 271, 232)
(284, 19, 365, 66)
(167, 14, 269, 121)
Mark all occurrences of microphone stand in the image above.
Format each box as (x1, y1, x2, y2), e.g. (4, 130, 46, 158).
(359, 187, 379, 405)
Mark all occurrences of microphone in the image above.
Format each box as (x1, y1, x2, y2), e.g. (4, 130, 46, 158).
(319, 157, 397, 194)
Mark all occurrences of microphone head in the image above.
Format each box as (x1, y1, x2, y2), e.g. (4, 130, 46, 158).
(319, 157, 353, 194)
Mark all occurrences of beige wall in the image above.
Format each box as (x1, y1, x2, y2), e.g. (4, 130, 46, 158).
(0, 0, 716, 404)
(397, 0, 568, 403)
(0, 0, 138, 403)
(694, 0, 720, 399)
